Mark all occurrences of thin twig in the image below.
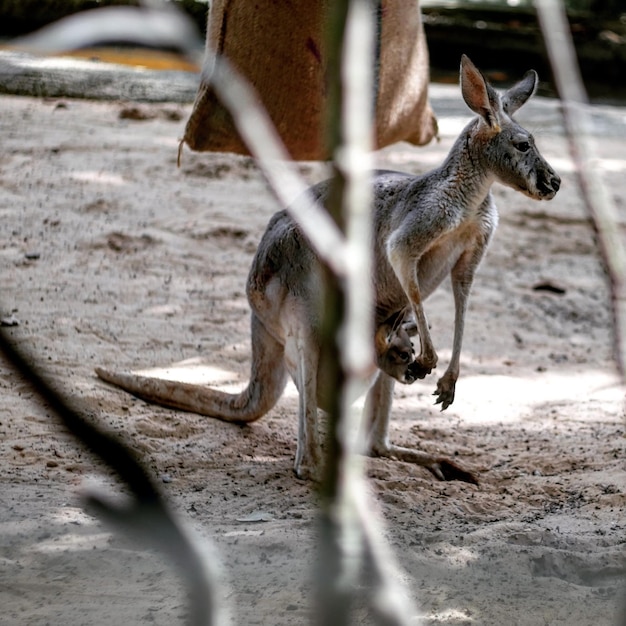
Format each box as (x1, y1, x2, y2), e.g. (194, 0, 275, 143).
(0, 330, 229, 626)
(536, 0, 626, 380)
(536, 4, 626, 619)
(314, 1, 356, 619)
(338, 2, 418, 623)
(12, 4, 202, 57)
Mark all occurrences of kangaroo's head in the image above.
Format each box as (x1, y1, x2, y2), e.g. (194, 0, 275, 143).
(375, 311, 419, 385)
(460, 54, 561, 200)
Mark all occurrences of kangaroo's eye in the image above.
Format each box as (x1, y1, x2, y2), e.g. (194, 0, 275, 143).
(398, 351, 411, 363)
(515, 141, 530, 152)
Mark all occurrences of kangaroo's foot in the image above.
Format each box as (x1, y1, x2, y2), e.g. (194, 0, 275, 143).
(433, 371, 457, 411)
(294, 462, 323, 483)
(293, 433, 324, 483)
(371, 443, 478, 485)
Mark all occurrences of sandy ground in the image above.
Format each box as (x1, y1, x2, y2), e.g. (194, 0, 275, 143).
(0, 74, 625, 625)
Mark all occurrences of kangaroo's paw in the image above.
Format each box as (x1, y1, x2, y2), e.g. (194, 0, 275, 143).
(433, 374, 457, 411)
(372, 444, 478, 485)
(407, 357, 435, 380)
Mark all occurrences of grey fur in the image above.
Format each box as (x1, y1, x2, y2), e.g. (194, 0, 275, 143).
(96, 56, 559, 484)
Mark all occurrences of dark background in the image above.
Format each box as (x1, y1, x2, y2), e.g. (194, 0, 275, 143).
(1, 0, 625, 102)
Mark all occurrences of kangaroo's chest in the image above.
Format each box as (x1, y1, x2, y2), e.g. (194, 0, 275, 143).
(417, 221, 485, 298)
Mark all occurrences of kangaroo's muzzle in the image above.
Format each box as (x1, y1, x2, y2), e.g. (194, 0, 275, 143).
(536, 169, 561, 199)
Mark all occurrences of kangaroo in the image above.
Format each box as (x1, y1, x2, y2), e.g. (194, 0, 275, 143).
(96, 56, 560, 483)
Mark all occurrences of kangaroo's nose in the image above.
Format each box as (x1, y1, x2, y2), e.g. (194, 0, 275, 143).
(539, 171, 561, 196)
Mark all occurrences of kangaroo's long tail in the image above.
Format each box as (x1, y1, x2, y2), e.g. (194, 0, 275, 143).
(95, 365, 286, 423)
(96, 315, 288, 423)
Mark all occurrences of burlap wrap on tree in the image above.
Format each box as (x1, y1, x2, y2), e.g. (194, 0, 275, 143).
(182, 0, 437, 161)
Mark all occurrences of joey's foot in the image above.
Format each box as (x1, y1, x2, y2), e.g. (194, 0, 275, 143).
(402, 319, 418, 337)
(433, 376, 456, 410)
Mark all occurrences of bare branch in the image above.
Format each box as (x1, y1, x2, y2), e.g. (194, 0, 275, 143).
(0, 329, 230, 626)
(536, 0, 626, 379)
(12, 4, 202, 56)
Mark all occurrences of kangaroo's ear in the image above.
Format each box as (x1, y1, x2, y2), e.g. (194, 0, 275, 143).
(460, 54, 500, 129)
(380, 310, 403, 343)
(374, 322, 391, 355)
(502, 70, 538, 116)
(389, 310, 404, 334)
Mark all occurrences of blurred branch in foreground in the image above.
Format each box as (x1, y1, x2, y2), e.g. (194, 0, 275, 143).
(8, 0, 420, 624)
(537, 6, 626, 618)
(11, 1, 200, 53)
(0, 329, 230, 626)
(315, 1, 418, 624)
(537, 0, 626, 381)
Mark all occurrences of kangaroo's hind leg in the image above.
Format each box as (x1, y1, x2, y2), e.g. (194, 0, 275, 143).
(283, 325, 324, 482)
(364, 371, 478, 484)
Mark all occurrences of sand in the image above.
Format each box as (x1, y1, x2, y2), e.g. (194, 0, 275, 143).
(0, 75, 625, 625)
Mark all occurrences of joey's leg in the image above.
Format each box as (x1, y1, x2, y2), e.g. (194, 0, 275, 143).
(289, 336, 323, 481)
(434, 243, 487, 410)
(388, 249, 437, 377)
(364, 371, 478, 484)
